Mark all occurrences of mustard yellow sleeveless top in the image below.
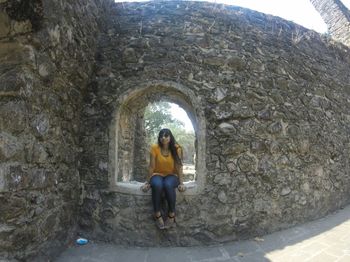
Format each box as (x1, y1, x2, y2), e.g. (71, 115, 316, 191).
(150, 144, 182, 176)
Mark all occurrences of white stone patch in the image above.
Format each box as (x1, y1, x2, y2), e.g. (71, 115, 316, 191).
(39, 64, 49, 77)
(67, 27, 73, 42)
(314, 166, 324, 177)
(203, 82, 215, 90)
(14, 173, 21, 184)
(0, 224, 16, 233)
(214, 109, 232, 120)
(188, 73, 193, 81)
(218, 190, 227, 203)
(233, 82, 241, 88)
(99, 161, 108, 171)
(299, 196, 307, 205)
(33, 114, 50, 137)
(281, 187, 291, 196)
(218, 122, 236, 134)
(302, 182, 310, 193)
(24, 45, 36, 66)
(49, 25, 61, 45)
(256, 47, 265, 55)
(215, 87, 227, 102)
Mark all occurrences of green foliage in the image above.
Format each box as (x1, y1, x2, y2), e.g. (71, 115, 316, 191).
(144, 102, 183, 143)
(144, 102, 195, 164)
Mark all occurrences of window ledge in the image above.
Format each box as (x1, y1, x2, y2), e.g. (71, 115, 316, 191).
(110, 181, 200, 195)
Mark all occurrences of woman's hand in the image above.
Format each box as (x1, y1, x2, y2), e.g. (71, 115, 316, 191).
(140, 182, 151, 192)
(178, 184, 186, 192)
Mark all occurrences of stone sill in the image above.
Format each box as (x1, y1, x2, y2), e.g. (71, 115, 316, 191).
(110, 180, 199, 195)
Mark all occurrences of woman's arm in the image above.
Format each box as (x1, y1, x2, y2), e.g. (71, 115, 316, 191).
(177, 147, 186, 192)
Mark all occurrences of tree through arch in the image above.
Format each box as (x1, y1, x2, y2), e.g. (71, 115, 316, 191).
(141, 101, 196, 182)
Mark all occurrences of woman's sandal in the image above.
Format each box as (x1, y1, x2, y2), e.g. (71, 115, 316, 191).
(164, 214, 176, 229)
(154, 214, 165, 230)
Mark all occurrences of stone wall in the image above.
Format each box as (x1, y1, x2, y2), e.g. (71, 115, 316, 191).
(2, 0, 350, 258)
(0, 0, 112, 260)
(79, 1, 350, 246)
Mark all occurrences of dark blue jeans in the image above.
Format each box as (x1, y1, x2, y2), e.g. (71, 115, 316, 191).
(150, 175, 179, 213)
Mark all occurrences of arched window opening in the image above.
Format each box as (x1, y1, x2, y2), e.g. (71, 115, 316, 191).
(109, 82, 206, 195)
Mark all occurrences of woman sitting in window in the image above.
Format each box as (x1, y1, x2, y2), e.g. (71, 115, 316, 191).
(141, 128, 186, 229)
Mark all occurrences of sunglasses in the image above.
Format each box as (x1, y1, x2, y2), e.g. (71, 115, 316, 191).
(160, 133, 170, 138)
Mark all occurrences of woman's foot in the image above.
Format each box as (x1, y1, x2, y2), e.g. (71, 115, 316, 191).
(164, 213, 176, 229)
(154, 213, 165, 230)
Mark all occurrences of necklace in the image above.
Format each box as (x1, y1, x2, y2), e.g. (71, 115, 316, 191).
(161, 148, 170, 157)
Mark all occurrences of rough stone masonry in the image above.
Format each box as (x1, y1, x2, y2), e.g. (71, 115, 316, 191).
(0, 0, 113, 260)
(1, 0, 350, 260)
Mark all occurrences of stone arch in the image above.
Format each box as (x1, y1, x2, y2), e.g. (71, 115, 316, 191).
(109, 81, 206, 195)
(311, 0, 350, 47)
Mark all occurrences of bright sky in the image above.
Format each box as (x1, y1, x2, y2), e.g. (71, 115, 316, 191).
(169, 103, 194, 132)
(221, 0, 328, 32)
(115, 0, 350, 33)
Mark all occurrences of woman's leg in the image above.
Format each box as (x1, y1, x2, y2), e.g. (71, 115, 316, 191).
(163, 175, 179, 213)
(150, 175, 164, 213)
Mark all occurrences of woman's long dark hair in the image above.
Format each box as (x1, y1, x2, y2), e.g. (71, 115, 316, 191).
(157, 128, 182, 167)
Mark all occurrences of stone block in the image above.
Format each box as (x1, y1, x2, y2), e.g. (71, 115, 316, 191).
(214, 173, 232, 185)
(0, 163, 56, 192)
(12, 20, 32, 35)
(1, 164, 27, 191)
(0, 166, 5, 191)
(27, 168, 55, 190)
(0, 42, 25, 61)
(0, 11, 10, 38)
(218, 190, 228, 203)
(0, 193, 26, 220)
(218, 122, 236, 134)
(268, 121, 283, 134)
(31, 113, 50, 138)
(0, 101, 27, 134)
(41, 212, 58, 235)
(226, 55, 245, 70)
(223, 143, 246, 156)
(250, 140, 267, 153)
(203, 56, 226, 67)
(237, 153, 258, 173)
(0, 69, 26, 94)
(31, 142, 49, 164)
(122, 48, 138, 63)
(0, 132, 24, 161)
